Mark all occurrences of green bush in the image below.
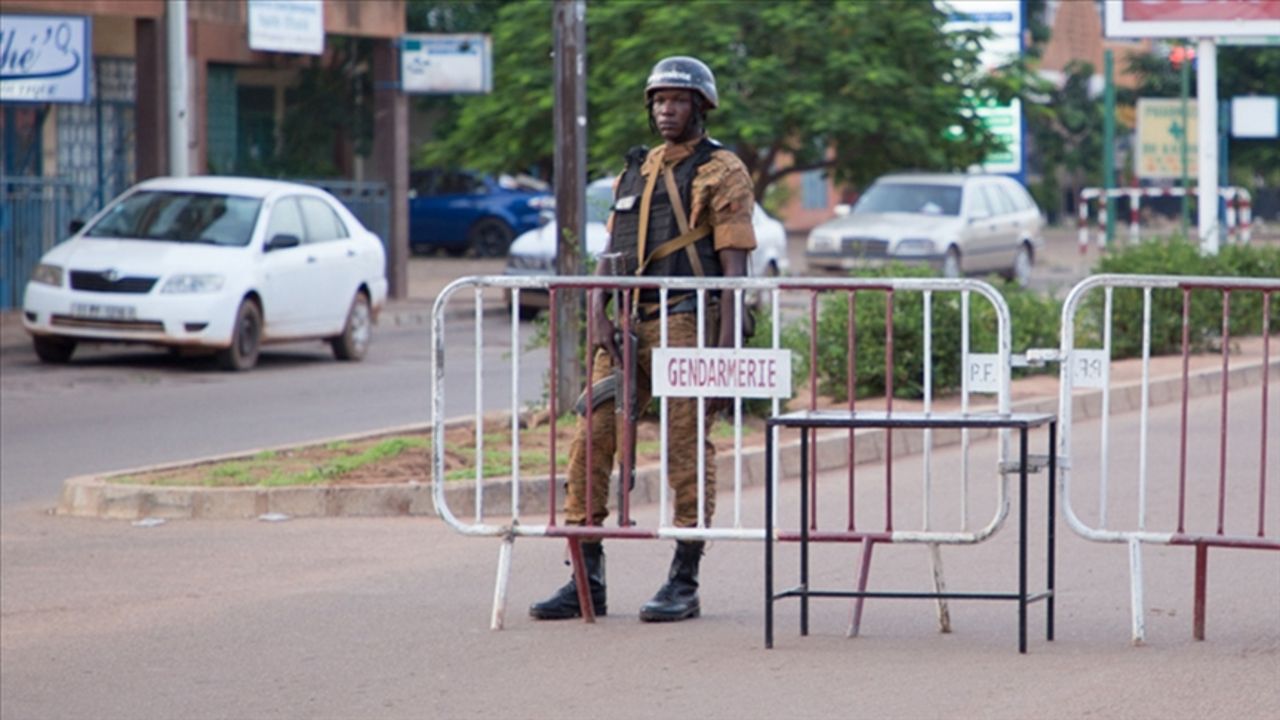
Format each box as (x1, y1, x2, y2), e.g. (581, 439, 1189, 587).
(777, 265, 1061, 402)
(1082, 237, 1279, 357)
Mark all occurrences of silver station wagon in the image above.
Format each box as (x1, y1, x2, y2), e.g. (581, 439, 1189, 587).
(805, 173, 1044, 286)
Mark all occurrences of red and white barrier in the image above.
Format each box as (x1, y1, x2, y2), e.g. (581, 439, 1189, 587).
(1077, 186, 1253, 253)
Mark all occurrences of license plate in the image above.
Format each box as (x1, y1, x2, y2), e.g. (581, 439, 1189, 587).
(71, 302, 137, 321)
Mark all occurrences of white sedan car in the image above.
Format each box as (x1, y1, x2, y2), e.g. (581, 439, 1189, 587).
(22, 176, 388, 370)
(805, 173, 1044, 286)
(504, 177, 790, 318)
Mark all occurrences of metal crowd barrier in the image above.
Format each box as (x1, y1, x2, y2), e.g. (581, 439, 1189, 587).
(430, 275, 1019, 631)
(1056, 274, 1278, 643)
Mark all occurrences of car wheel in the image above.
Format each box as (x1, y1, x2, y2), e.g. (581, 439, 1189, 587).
(32, 336, 76, 364)
(942, 247, 962, 279)
(1009, 243, 1034, 288)
(217, 299, 262, 371)
(467, 219, 514, 258)
(331, 291, 372, 361)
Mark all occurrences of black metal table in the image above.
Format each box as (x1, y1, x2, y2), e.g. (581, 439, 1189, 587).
(764, 410, 1057, 653)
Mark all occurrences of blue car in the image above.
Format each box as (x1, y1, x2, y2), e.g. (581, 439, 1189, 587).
(408, 169, 551, 257)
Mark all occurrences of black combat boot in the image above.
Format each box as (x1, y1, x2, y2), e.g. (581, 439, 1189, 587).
(529, 542, 606, 620)
(639, 540, 704, 622)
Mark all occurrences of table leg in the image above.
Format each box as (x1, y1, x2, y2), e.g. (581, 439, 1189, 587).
(1048, 420, 1057, 641)
(765, 426, 774, 649)
(1019, 427, 1028, 654)
(800, 428, 810, 637)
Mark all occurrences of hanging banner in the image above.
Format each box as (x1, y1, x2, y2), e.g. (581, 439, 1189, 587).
(0, 14, 91, 103)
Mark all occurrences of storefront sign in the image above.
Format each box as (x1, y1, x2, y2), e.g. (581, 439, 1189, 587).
(0, 14, 90, 103)
(248, 0, 324, 56)
(400, 34, 492, 94)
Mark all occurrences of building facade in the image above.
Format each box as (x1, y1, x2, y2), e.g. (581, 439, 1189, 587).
(1, 0, 410, 307)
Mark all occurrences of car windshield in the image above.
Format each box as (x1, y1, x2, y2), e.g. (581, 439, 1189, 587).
(853, 182, 962, 216)
(85, 190, 263, 246)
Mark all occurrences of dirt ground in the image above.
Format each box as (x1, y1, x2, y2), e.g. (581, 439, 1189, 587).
(117, 410, 774, 488)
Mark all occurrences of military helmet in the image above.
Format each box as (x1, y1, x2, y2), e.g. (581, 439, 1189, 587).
(644, 56, 718, 109)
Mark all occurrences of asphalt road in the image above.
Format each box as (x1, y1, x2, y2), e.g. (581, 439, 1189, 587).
(0, 316, 546, 507)
(0, 384, 1275, 719)
(2, 228, 1276, 719)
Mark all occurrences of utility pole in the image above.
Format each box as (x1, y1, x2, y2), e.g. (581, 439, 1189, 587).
(1103, 49, 1115, 245)
(552, 0, 587, 414)
(1196, 38, 1219, 255)
(166, 0, 190, 176)
(1179, 42, 1190, 237)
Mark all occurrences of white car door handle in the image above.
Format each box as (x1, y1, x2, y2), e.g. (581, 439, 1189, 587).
(307, 256, 318, 263)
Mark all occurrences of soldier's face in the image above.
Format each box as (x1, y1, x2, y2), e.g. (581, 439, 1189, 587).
(651, 89, 696, 142)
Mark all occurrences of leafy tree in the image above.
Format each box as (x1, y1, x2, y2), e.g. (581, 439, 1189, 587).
(419, 0, 1006, 198)
(1023, 61, 1104, 220)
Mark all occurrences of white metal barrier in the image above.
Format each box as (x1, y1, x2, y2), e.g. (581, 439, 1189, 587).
(1056, 274, 1279, 643)
(1077, 186, 1253, 250)
(430, 275, 1019, 630)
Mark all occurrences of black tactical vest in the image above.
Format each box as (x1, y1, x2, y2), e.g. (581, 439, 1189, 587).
(611, 138, 722, 301)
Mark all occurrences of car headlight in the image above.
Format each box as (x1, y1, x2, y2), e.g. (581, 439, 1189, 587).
(30, 263, 64, 287)
(161, 274, 225, 293)
(893, 238, 938, 256)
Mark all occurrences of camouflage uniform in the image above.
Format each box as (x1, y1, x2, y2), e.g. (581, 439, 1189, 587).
(564, 135, 756, 529)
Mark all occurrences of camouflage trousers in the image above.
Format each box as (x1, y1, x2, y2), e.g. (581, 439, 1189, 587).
(564, 311, 717, 528)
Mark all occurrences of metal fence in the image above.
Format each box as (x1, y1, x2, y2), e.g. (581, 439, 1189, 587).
(430, 274, 1022, 632)
(1056, 273, 1279, 643)
(0, 177, 75, 310)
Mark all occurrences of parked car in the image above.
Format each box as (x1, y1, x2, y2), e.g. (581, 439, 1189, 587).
(22, 176, 388, 370)
(504, 177, 791, 319)
(805, 173, 1044, 286)
(408, 169, 551, 257)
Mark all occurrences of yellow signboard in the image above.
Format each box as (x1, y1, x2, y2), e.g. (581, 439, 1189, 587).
(1135, 98, 1198, 179)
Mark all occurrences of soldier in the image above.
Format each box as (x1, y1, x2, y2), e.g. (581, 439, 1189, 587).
(530, 56, 757, 623)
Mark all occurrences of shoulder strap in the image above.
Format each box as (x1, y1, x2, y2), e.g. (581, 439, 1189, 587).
(642, 224, 711, 267)
(657, 162, 708, 276)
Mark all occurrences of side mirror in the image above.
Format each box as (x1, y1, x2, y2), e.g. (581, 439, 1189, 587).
(69, 219, 86, 234)
(968, 210, 990, 223)
(833, 204, 852, 218)
(266, 233, 302, 251)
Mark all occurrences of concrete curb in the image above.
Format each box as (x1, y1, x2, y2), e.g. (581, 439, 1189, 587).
(56, 357, 1278, 521)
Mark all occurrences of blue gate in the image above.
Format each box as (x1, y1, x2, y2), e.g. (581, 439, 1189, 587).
(0, 177, 74, 309)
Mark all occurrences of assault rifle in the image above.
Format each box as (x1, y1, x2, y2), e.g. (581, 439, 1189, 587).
(573, 253, 638, 527)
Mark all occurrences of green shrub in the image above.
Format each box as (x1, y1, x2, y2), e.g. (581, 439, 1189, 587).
(1082, 237, 1279, 357)
(779, 264, 1061, 402)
